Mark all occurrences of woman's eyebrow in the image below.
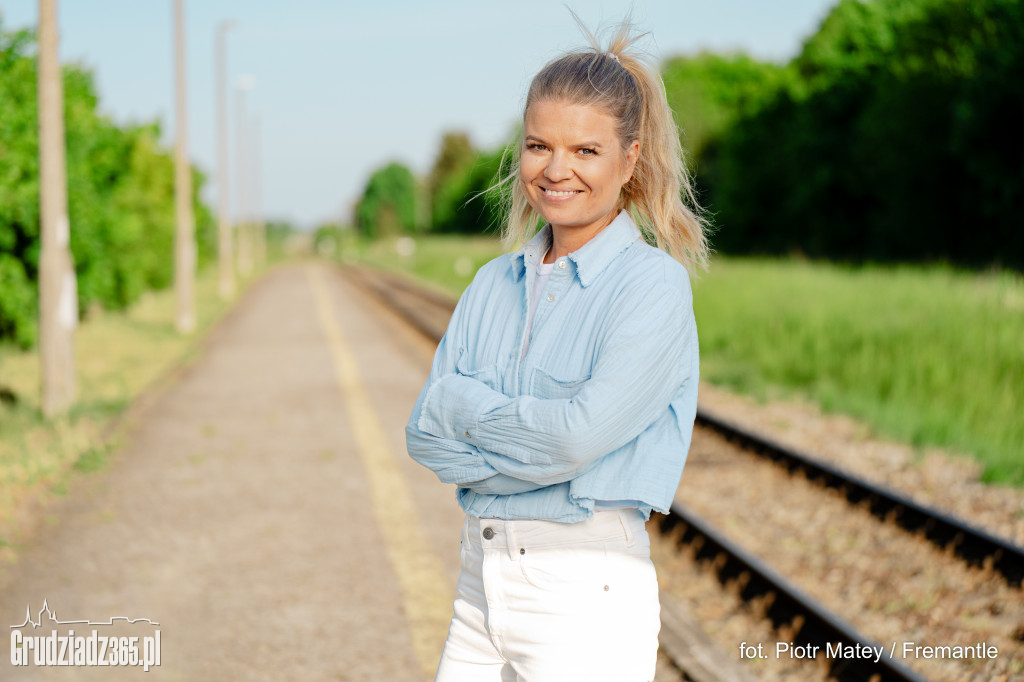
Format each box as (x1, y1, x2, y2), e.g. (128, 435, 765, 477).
(524, 135, 604, 148)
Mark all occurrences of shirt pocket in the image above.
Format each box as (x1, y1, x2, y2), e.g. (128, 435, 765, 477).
(530, 367, 591, 400)
(455, 353, 503, 394)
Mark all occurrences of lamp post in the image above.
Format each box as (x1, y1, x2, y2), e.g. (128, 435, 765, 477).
(235, 75, 255, 276)
(37, 0, 77, 415)
(251, 112, 265, 267)
(215, 20, 235, 299)
(172, 0, 195, 333)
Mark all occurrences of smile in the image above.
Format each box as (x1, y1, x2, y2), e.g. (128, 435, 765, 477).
(542, 188, 583, 197)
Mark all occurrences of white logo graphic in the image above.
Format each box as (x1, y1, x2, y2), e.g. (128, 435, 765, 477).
(10, 600, 161, 671)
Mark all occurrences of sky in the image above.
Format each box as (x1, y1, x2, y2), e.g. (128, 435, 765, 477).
(1, 1, 837, 229)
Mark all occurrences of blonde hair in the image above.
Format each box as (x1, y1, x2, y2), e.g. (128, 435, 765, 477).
(495, 19, 710, 273)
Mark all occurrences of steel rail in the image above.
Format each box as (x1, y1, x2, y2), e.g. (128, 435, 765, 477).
(696, 411, 1024, 586)
(660, 502, 931, 682)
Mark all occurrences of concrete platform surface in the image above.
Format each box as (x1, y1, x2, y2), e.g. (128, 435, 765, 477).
(1, 264, 463, 681)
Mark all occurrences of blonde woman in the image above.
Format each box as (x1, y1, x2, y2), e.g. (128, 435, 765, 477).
(407, 20, 709, 682)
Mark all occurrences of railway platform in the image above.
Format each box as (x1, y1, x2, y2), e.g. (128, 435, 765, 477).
(0, 264, 468, 680)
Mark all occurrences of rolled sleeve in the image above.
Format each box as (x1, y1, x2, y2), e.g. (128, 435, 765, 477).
(417, 373, 507, 445)
(405, 280, 507, 488)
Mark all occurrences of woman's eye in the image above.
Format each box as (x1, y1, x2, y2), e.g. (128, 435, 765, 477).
(527, 143, 547, 152)
(578, 148, 596, 156)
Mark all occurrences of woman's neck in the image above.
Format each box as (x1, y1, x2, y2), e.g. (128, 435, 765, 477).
(544, 210, 619, 264)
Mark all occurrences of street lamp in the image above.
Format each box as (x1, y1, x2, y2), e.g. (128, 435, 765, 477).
(235, 74, 255, 276)
(215, 19, 236, 299)
(172, 0, 195, 333)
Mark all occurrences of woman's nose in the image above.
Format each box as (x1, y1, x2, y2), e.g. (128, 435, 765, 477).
(543, 151, 573, 182)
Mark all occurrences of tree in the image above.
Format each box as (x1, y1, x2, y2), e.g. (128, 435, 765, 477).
(690, 0, 1024, 269)
(354, 162, 417, 238)
(0, 20, 215, 348)
(661, 52, 792, 163)
(427, 131, 475, 230)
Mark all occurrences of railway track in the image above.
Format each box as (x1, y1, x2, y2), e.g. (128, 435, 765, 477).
(343, 263, 1024, 681)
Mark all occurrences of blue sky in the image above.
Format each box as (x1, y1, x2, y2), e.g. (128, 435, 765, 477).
(1, 1, 836, 228)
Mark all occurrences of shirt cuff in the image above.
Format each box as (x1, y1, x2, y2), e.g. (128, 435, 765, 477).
(418, 373, 503, 443)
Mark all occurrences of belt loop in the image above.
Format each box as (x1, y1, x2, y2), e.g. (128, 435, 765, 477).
(504, 520, 520, 560)
(617, 510, 635, 546)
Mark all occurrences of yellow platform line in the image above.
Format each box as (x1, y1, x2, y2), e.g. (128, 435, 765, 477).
(307, 266, 451, 678)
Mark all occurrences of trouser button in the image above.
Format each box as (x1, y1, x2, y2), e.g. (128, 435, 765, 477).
(482, 527, 494, 540)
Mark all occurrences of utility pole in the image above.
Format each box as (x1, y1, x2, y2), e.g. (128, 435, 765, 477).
(235, 75, 254, 276)
(37, 0, 77, 416)
(252, 113, 265, 267)
(173, 0, 195, 333)
(215, 20, 235, 299)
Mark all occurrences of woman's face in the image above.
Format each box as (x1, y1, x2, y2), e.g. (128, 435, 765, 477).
(520, 99, 639, 246)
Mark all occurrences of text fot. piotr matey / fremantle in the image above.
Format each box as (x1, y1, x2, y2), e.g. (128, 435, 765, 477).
(738, 640, 999, 664)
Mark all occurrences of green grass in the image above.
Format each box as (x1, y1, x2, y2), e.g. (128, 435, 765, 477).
(337, 232, 506, 297)
(342, 235, 1024, 485)
(692, 259, 1024, 484)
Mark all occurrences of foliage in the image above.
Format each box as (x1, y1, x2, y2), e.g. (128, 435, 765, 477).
(427, 131, 475, 228)
(263, 219, 299, 260)
(665, 0, 1024, 270)
(0, 21, 216, 348)
(353, 162, 418, 238)
(431, 146, 506, 235)
(312, 222, 355, 260)
(662, 52, 793, 163)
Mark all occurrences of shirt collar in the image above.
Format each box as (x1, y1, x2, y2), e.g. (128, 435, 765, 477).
(511, 210, 641, 287)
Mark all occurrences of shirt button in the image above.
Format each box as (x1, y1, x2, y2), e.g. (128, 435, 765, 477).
(482, 527, 495, 540)
(546, 293, 555, 303)
(558, 260, 566, 269)
(452, 428, 457, 437)
(464, 430, 470, 438)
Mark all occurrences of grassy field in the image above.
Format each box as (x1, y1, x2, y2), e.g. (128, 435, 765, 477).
(0, 266, 249, 548)
(692, 259, 1023, 484)
(341, 235, 1024, 485)
(335, 232, 507, 295)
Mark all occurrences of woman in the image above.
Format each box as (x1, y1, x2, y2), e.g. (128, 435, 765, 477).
(406, 20, 709, 682)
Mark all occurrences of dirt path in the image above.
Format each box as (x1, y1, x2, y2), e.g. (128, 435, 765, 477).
(1, 263, 465, 681)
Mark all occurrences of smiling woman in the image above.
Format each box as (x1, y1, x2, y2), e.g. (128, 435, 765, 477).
(520, 100, 639, 258)
(406, 16, 709, 682)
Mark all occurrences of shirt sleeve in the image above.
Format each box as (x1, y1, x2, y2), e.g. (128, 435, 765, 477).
(407, 347, 547, 493)
(417, 281, 693, 486)
(405, 279, 544, 494)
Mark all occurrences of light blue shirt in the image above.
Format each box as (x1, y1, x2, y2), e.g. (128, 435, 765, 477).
(406, 210, 699, 522)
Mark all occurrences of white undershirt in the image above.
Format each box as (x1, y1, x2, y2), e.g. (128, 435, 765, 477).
(522, 259, 555, 358)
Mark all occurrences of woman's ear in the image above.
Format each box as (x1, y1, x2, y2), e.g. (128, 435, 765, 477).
(623, 140, 640, 183)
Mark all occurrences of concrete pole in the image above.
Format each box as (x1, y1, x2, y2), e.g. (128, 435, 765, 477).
(252, 113, 266, 267)
(37, 0, 77, 416)
(215, 20, 235, 299)
(235, 77, 253, 276)
(173, 0, 195, 333)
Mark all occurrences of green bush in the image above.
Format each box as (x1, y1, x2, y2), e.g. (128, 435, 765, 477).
(665, 0, 1024, 270)
(0, 21, 215, 347)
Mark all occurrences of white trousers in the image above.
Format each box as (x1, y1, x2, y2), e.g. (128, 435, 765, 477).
(435, 510, 660, 682)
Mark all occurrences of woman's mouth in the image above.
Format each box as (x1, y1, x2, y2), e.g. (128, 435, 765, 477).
(542, 188, 583, 197)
